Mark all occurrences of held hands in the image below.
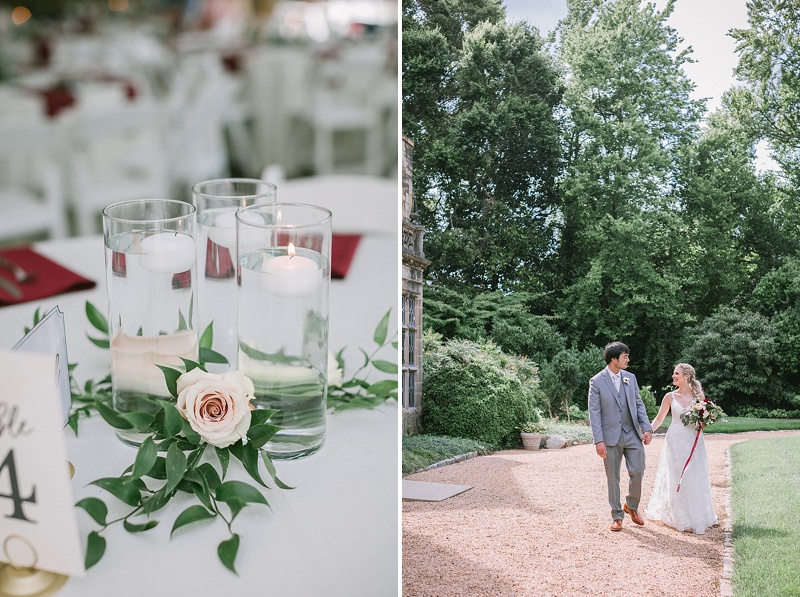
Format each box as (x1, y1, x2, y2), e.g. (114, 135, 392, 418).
(643, 430, 653, 445)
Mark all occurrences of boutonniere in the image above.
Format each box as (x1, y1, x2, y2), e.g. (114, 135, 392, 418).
(622, 377, 630, 385)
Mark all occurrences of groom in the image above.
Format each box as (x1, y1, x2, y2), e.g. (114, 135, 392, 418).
(588, 341, 652, 532)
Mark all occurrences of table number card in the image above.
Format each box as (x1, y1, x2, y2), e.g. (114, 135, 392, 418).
(12, 306, 71, 427)
(0, 351, 85, 578)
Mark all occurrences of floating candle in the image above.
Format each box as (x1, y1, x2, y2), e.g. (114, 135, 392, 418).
(139, 232, 196, 274)
(259, 243, 323, 297)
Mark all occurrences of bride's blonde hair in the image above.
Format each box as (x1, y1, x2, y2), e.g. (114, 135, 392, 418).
(675, 363, 704, 398)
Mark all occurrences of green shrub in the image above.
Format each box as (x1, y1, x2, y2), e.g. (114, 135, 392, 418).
(640, 385, 658, 420)
(421, 337, 539, 448)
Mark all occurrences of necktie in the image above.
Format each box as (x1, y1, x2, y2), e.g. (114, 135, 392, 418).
(613, 374, 620, 392)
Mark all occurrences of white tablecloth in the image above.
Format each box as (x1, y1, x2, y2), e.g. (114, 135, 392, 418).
(0, 232, 399, 596)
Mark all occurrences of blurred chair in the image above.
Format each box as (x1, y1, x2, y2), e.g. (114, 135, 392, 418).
(0, 119, 69, 244)
(166, 52, 239, 197)
(66, 99, 172, 235)
(298, 48, 389, 176)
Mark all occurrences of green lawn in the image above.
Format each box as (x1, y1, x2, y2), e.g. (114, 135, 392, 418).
(402, 435, 493, 475)
(730, 436, 800, 596)
(653, 417, 800, 434)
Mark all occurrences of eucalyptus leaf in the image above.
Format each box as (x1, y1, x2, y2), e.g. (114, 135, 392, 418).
(218, 534, 240, 574)
(85, 531, 106, 569)
(171, 505, 216, 538)
(76, 498, 108, 526)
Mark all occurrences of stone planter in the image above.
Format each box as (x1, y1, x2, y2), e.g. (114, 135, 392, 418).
(520, 432, 545, 450)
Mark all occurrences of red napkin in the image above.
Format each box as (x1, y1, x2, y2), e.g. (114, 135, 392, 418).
(332, 234, 361, 279)
(0, 246, 96, 307)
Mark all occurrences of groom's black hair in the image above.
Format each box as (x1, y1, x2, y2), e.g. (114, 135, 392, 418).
(603, 341, 629, 364)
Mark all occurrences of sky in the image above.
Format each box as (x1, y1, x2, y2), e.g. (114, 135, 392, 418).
(503, 0, 750, 114)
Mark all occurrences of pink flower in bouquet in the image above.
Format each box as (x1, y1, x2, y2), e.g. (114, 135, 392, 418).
(176, 368, 255, 448)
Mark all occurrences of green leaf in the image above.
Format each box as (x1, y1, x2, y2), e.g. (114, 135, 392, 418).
(195, 462, 222, 492)
(366, 379, 398, 396)
(246, 423, 281, 449)
(261, 452, 294, 490)
(165, 443, 188, 494)
(85, 531, 106, 569)
(90, 478, 141, 507)
(181, 417, 202, 445)
(199, 323, 214, 349)
(370, 359, 398, 374)
(171, 505, 216, 538)
(123, 519, 158, 533)
(373, 309, 391, 345)
(159, 401, 184, 438)
(179, 358, 205, 373)
(178, 309, 188, 331)
(156, 365, 181, 398)
(85, 301, 109, 335)
(87, 336, 110, 349)
(250, 409, 278, 427)
(183, 469, 214, 510)
(132, 437, 157, 480)
(236, 443, 267, 487)
(199, 347, 229, 364)
(76, 498, 108, 526)
(215, 481, 269, 507)
(122, 410, 156, 433)
(215, 447, 230, 478)
(94, 400, 134, 430)
(141, 486, 173, 515)
(218, 534, 240, 574)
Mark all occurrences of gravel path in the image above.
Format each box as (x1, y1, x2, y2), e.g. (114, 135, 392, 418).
(402, 430, 800, 596)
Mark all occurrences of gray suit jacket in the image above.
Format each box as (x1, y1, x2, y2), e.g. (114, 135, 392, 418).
(587, 368, 652, 446)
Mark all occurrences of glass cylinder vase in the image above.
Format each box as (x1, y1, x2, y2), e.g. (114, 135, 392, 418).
(103, 199, 199, 445)
(236, 203, 332, 459)
(192, 178, 277, 371)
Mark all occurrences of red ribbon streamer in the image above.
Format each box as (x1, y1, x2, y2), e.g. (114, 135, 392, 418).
(677, 427, 702, 493)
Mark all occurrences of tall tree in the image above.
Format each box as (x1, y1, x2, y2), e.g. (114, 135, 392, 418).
(403, 2, 563, 293)
(553, 0, 704, 286)
(731, 0, 800, 184)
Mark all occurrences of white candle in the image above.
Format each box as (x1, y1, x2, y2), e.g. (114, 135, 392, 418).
(208, 209, 266, 249)
(139, 232, 196, 274)
(259, 243, 323, 297)
(111, 329, 199, 396)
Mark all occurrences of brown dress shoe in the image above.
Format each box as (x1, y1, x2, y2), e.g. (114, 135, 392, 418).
(610, 519, 622, 532)
(624, 503, 645, 526)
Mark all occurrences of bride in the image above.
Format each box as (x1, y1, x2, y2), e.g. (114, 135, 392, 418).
(645, 363, 718, 534)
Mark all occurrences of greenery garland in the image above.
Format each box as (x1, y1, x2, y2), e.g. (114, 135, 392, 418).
(59, 302, 396, 573)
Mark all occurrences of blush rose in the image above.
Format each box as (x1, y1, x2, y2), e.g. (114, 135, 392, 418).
(176, 369, 256, 448)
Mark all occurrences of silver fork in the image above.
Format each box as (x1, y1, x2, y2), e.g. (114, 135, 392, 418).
(0, 255, 34, 283)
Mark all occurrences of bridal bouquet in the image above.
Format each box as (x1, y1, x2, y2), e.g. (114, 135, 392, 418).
(680, 396, 726, 429)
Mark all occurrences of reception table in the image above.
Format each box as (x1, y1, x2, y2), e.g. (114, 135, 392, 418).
(0, 227, 399, 596)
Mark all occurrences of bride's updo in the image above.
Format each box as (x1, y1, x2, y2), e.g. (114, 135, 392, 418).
(675, 363, 704, 398)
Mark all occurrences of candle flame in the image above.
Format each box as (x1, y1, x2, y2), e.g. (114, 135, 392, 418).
(288, 242, 296, 258)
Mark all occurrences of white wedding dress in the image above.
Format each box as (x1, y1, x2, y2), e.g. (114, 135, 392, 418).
(645, 394, 718, 534)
